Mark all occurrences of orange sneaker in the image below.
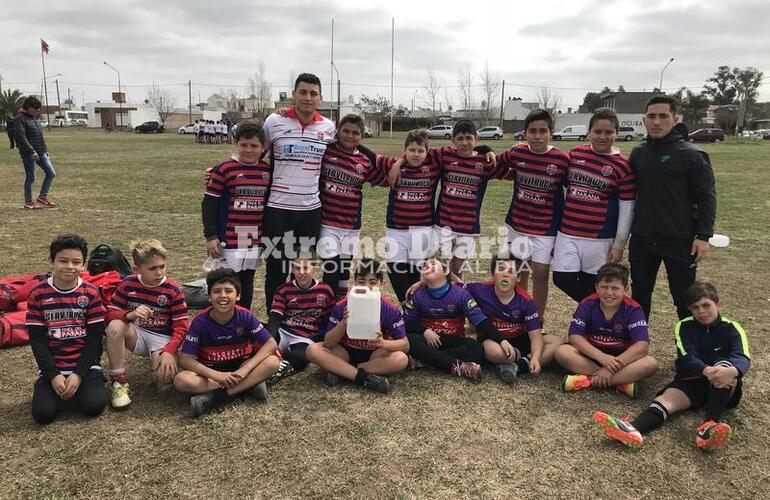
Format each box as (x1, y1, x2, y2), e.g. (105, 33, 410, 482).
(615, 382, 639, 398)
(696, 420, 732, 451)
(563, 374, 591, 392)
(23, 201, 42, 210)
(37, 196, 57, 208)
(592, 411, 643, 448)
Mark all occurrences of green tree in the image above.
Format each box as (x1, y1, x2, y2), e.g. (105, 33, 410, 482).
(732, 66, 763, 104)
(360, 94, 392, 135)
(0, 89, 24, 124)
(578, 92, 603, 113)
(672, 87, 710, 126)
(703, 66, 737, 105)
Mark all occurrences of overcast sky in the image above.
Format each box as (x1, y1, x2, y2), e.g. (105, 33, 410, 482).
(2, 0, 768, 111)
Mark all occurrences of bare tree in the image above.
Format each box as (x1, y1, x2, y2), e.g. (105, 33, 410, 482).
(219, 88, 241, 114)
(457, 64, 474, 112)
(479, 61, 500, 125)
(145, 83, 177, 125)
(248, 61, 272, 118)
(442, 87, 453, 113)
(360, 94, 392, 135)
(423, 68, 442, 117)
(535, 85, 562, 112)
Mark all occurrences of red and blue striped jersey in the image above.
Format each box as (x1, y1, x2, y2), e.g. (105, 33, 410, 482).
(205, 156, 271, 248)
(433, 147, 507, 235)
(319, 143, 388, 230)
(107, 275, 189, 354)
(270, 279, 335, 339)
(26, 278, 105, 373)
(496, 145, 569, 236)
(560, 145, 636, 239)
(381, 155, 442, 230)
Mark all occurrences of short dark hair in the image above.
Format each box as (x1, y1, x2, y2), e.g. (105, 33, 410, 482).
(234, 120, 266, 144)
(596, 263, 629, 287)
(684, 281, 720, 306)
(22, 96, 42, 110)
(405, 129, 429, 149)
(452, 120, 476, 137)
(294, 73, 322, 92)
(49, 233, 88, 261)
(524, 108, 554, 132)
(589, 107, 619, 132)
(206, 268, 241, 295)
(490, 249, 524, 275)
(354, 258, 384, 281)
(645, 95, 678, 115)
(339, 114, 365, 134)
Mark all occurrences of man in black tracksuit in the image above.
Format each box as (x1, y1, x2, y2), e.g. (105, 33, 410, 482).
(629, 96, 716, 320)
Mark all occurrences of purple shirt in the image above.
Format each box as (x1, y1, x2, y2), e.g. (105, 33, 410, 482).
(569, 294, 649, 353)
(181, 306, 272, 366)
(328, 297, 406, 351)
(404, 284, 487, 337)
(464, 281, 542, 340)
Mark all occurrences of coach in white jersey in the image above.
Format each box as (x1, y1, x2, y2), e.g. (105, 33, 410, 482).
(262, 73, 336, 310)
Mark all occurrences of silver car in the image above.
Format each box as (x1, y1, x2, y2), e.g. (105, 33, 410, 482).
(426, 125, 454, 139)
(477, 126, 504, 139)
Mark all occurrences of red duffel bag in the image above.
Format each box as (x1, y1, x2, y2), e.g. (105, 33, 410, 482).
(0, 310, 29, 348)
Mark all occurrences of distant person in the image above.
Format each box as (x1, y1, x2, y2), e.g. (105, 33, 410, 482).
(6, 115, 15, 149)
(629, 96, 716, 320)
(14, 96, 57, 209)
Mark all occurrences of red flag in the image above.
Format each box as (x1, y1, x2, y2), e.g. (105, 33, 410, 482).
(40, 38, 49, 54)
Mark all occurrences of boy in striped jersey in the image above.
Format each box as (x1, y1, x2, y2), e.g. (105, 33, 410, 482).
(202, 121, 271, 310)
(318, 114, 389, 298)
(593, 282, 749, 450)
(174, 268, 280, 417)
(105, 240, 189, 409)
(552, 108, 636, 303)
(267, 253, 335, 377)
(27, 234, 107, 424)
(493, 109, 569, 318)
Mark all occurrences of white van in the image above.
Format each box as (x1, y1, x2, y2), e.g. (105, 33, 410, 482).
(552, 125, 587, 141)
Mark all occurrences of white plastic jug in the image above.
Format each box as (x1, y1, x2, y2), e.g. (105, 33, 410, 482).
(347, 286, 381, 340)
(709, 234, 730, 248)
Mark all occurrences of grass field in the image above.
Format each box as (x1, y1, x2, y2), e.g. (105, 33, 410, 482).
(0, 129, 769, 499)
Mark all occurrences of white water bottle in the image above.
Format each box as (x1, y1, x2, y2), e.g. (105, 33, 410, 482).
(346, 286, 381, 340)
(708, 234, 730, 248)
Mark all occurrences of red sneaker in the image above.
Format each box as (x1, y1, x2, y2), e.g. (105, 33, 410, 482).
(696, 420, 732, 451)
(24, 201, 42, 210)
(37, 196, 57, 208)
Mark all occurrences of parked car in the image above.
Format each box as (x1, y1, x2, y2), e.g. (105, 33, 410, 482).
(688, 128, 725, 143)
(135, 121, 165, 134)
(513, 130, 525, 140)
(477, 126, 504, 139)
(426, 124, 454, 139)
(178, 123, 195, 134)
(617, 126, 640, 142)
(552, 125, 587, 141)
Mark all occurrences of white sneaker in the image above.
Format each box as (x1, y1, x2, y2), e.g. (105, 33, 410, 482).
(111, 381, 132, 408)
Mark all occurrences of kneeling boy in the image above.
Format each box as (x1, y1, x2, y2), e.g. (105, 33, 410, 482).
(105, 239, 189, 408)
(593, 282, 750, 450)
(174, 268, 280, 417)
(306, 259, 408, 393)
(555, 263, 657, 397)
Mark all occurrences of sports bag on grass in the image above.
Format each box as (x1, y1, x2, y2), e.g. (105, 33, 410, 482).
(0, 310, 28, 348)
(87, 244, 132, 276)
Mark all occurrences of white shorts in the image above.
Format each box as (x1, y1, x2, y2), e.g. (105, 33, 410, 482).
(130, 325, 169, 357)
(552, 232, 613, 274)
(505, 226, 556, 265)
(318, 226, 361, 259)
(219, 247, 262, 272)
(434, 226, 477, 260)
(278, 328, 315, 353)
(384, 227, 436, 264)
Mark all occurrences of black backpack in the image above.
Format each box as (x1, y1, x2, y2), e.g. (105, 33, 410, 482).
(87, 244, 133, 276)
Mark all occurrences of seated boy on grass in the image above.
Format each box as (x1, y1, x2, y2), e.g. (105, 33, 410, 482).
(306, 258, 408, 394)
(555, 263, 657, 398)
(173, 268, 280, 417)
(105, 239, 189, 409)
(593, 281, 750, 451)
(466, 251, 563, 384)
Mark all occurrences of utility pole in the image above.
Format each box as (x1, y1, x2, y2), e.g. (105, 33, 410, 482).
(188, 80, 192, 124)
(55, 79, 62, 119)
(499, 80, 505, 127)
(337, 79, 341, 128)
(389, 17, 394, 138)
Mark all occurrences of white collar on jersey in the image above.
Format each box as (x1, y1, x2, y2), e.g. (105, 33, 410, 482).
(47, 276, 83, 294)
(138, 275, 167, 288)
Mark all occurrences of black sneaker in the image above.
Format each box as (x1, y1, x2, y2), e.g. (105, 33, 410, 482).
(267, 359, 295, 386)
(362, 374, 390, 394)
(325, 372, 341, 387)
(250, 381, 268, 401)
(515, 356, 531, 374)
(190, 391, 225, 418)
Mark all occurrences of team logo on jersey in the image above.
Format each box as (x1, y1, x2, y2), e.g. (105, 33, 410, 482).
(236, 327, 244, 335)
(128, 291, 137, 296)
(475, 163, 483, 173)
(546, 164, 558, 176)
(518, 162, 526, 168)
(601, 165, 613, 177)
(157, 295, 168, 306)
(316, 295, 327, 306)
(422, 166, 430, 174)
(576, 159, 586, 165)
(354, 163, 365, 174)
(317, 131, 325, 140)
(614, 322, 624, 334)
(77, 295, 89, 307)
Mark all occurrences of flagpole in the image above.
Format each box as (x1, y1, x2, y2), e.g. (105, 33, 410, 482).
(41, 42, 51, 128)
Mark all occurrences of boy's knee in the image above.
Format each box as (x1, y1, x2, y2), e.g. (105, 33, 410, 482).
(544, 334, 564, 346)
(80, 396, 107, 418)
(173, 371, 195, 391)
(638, 355, 658, 375)
(305, 343, 322, 362)
(554, 343, 576, 361)
(106, 320, 126, 337)
(392, 351, 409, 370)
(31, 404, 59, 425)
(263, 354, 282, 372)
